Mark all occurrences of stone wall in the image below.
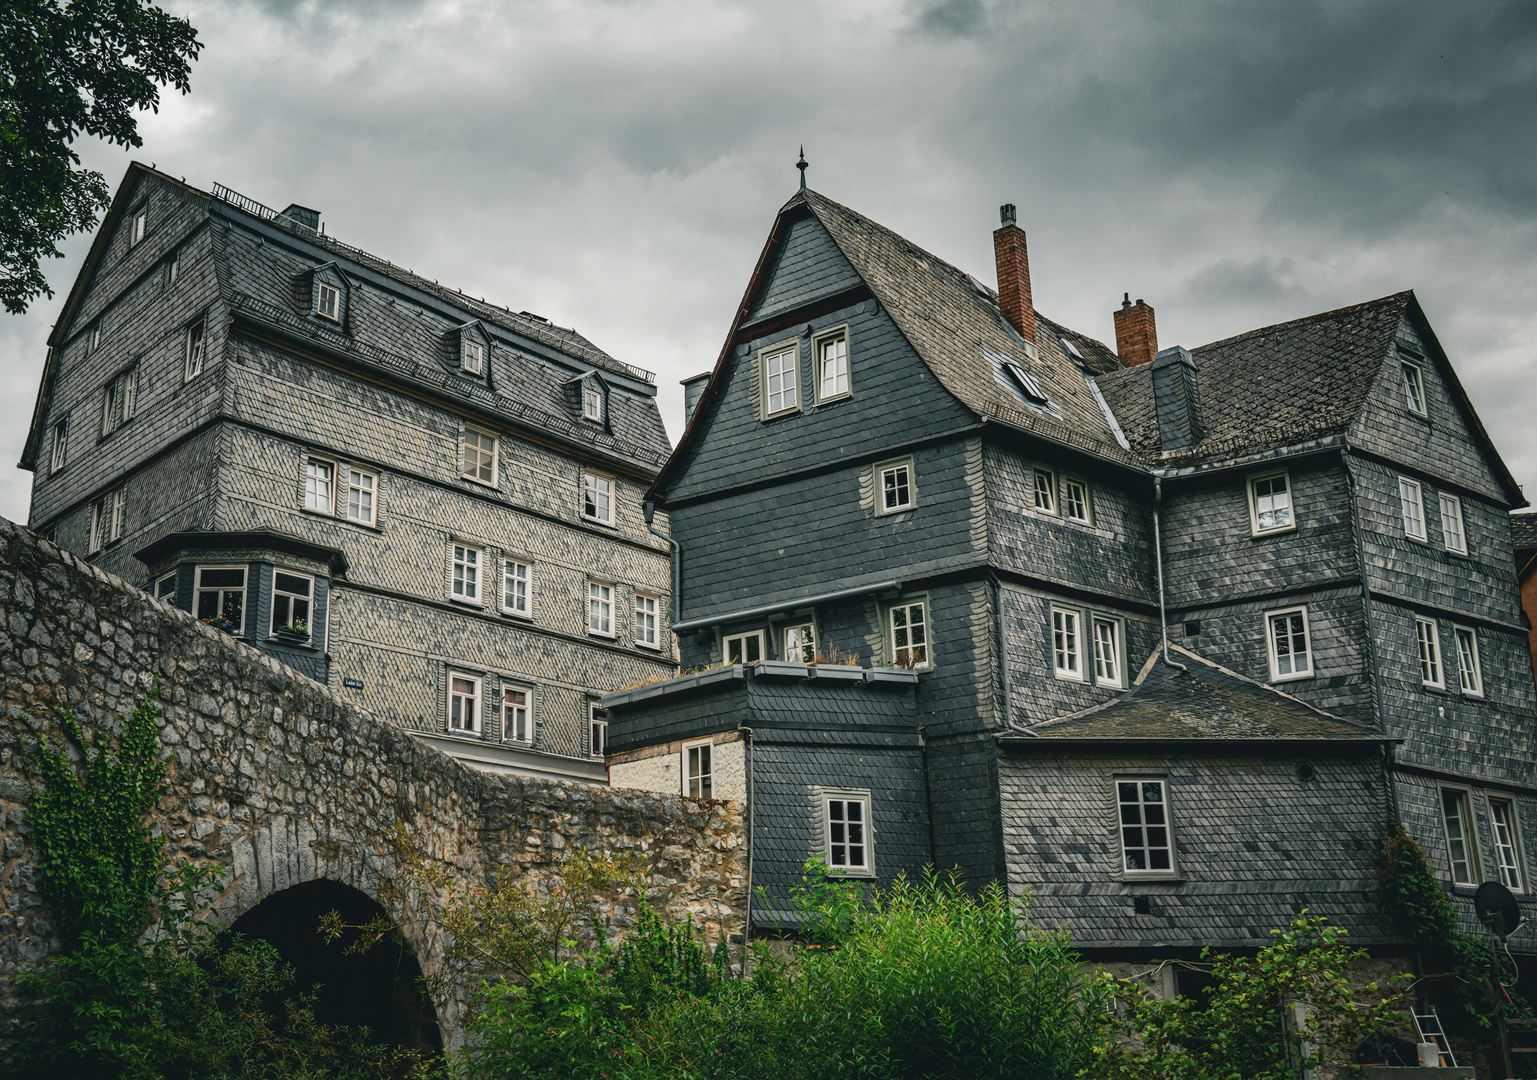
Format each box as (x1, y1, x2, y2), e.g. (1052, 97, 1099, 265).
(0, 517, 743, 1051)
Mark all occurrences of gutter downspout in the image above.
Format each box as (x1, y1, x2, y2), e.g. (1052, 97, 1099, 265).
(1153, 475, 1187, 672)
(738, 725, 754, 975)
(644, 500, 681, 625)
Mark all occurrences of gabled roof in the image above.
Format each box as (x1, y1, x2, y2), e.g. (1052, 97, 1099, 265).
(1006, 645, 1386, 744)
(651, 188, 1141, 499)
(1514, 513, 1537, 579)
(1095, 292, 1412, 469)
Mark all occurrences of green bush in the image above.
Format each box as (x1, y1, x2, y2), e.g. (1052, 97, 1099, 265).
(458, 863, 1110, 1080)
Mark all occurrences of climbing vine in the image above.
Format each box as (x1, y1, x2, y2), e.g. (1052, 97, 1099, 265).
(27, 684, 167, 946)
(1381, 822, 1518, 1028)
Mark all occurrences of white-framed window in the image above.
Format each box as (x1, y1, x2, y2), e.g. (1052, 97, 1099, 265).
(451, 544, 482, 603)
(1490, 799, 1525, 892)
(1266, 607, 1312, 680)
(1400, 477, 1426, 540)
(1052, 606, 1082, 680)
(1092, 616, 1123, 689)
(634, 593, 659, 647)
(166, 250, 180, 287)
(582, 471, 615, 524)
(304, 459, 335, 514)
(101, 366, 137, 437)
(462, 339, 484, 375)
(49, 420, 68, 474)
(1440, 788, 1478, 886)
(89, 488, 126, 552)
(1062, 477, 1091, 524)
(155, 573, 177, 600)
(448, 672, 481, 735)
(761, 342, 799, 417)
(1454, 626, 1482, 696)
(588, 581, 614, 636)
(344, 467, 377, 525)
(816, 330, 850, 402)
(194, 565, 246, 634)
(184, 319, 206, 382)
(1416, 617, 1443, 687)
(271, 572, 313, 635)
(724, 630, 764, 664)
(784, 622, 817, 663)
(460, 428, 497, 485)
(877, 458, 915, 515)
(683, 740, 713, 798)
(889, 598, 929, 668)
(823, 792, 873, 875)
(502, 560, 530, 616)
(89, 324, 101, 353)
(1117, 778, 1175, 874)
(130, 207, 147, 245)
(317, 282, 340, 321)
(502, 685, 531, 743)
(583, 384, 603, 422)
(1439, 493, 1467, 554)
(1248, 469, 1293, 534)
(589, 705, 608, 758)
(1032, 468, 1056, 513)
(1402, 361, 1428, 416)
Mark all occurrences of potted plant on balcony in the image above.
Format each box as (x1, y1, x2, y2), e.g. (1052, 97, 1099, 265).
(275, 619, 310, 643)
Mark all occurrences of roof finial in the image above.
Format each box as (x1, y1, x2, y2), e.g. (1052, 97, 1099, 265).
(797, 146, 808, 191)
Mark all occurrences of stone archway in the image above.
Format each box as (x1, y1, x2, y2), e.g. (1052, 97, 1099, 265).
(224, 878, 442, 1054)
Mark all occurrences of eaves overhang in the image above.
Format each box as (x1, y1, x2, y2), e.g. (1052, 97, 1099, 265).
(133, 528, 349, 576)
(228, 302, 664, 480)
(995, 735, 1398, 754)
(670, 579, 904, 634)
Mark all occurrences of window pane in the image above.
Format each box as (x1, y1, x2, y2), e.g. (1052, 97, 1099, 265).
(305, 461, 333, 513)
(1442, 791, 1475, 884)
(1253, 474, 1292, 531)
(1033, 470, 1055, 512)
(1118, 780, 1174, 873)
(1440, 495, 1466, 553)
(819, 336, 848, 398)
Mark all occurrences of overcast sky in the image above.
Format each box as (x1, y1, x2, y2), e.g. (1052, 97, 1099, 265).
(3, 0, 1535, 526)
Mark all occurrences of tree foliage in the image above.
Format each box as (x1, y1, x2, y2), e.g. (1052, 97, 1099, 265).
(1082, 914, 1410, 1080)
(0, 0, 201, 313)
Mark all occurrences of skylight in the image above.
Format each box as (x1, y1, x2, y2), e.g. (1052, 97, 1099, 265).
(1004, 361, 1050, 404)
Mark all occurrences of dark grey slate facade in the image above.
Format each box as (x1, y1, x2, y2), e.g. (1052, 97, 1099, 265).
(19, 164, 678, 782)
(607, 186, 1537, 967)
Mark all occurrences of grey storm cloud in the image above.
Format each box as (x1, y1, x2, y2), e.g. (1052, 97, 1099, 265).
(1, 0, 1534, 525)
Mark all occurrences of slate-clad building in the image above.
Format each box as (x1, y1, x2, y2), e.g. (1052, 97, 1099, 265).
(19, 163, 677, 781)
(604, 184, 1537, 969)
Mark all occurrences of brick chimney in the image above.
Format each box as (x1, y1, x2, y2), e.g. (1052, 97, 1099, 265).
(1113, 294, 1158, 367)
(993, 204, 1036, 345)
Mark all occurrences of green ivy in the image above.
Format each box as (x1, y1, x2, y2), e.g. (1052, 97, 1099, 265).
(27, 685, 167, 947)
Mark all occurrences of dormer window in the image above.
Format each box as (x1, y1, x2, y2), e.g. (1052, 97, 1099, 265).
(463, 340, 484, 375)
(317, 282, 340, 321)
(583, 384, 603, 422)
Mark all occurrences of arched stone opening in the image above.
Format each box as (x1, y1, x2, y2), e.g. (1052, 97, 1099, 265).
(223, 878, 442, 1054)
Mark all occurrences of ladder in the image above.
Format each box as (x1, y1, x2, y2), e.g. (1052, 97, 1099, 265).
(1413, 1010, 1458, 1068)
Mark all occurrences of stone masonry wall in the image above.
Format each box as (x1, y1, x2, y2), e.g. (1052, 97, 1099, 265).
(0, 517, 744, 1051)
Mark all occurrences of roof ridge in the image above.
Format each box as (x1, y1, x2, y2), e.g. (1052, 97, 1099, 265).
(1191, 290, 1413, 357)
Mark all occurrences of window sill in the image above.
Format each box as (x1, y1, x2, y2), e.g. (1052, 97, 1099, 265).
(813, 392, 852, 408)
(448, 595, 485, 608)
(301, 506, 384, 533)
(443, 730, 484, 741)
(581, 516, 618, 529)
(458, 476, 501, 491)
(636, 641, 662, 651)
(1121, 873, 1183, 884)
(1054, 672, 1086, 683)
(1249, 525, 1297, 539)
(588, 630, 618, 640)
(824, 869, 876, 880)
(500, 608, 533, 621)
(1422, 684, 1454, 697)
(1404, 409, 1431, 424)
(265, 636, 319, 651)
(760, 408, 802, 424)
(1269, 672, 1314, 685)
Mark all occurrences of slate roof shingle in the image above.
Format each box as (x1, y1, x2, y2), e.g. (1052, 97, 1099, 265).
(1013, 645, 1386, 743)
(1512, 512, 1537, 559)
(1094, 293, 1414, 469)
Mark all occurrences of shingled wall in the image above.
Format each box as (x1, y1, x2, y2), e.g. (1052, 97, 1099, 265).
(0, 517, 743, 1051)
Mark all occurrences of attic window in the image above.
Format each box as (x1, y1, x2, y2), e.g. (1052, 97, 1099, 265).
(463, 340, 484, 375)
(1060, 337, 1084, 361)
(1004, 361, 1050, 404)
(583, 384, 603, 422)
(317, 282, 339, 321)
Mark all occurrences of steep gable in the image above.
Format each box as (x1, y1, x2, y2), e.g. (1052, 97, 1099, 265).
(746, 212, 863, 323)
(1348, 303, 1522, 504)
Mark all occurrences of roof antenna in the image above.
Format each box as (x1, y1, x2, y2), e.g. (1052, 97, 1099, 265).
(797, 146, 808, 191)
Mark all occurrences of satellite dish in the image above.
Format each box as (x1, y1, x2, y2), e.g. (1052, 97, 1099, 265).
(1475, 881, 1524, 942)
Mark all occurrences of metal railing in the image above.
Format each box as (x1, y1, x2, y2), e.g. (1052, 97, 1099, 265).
(209, 182, 656, 385)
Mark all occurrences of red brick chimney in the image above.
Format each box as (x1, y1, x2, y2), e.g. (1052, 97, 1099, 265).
(993, 204, 1036, 345)
(1113, 294, 1158, 367)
